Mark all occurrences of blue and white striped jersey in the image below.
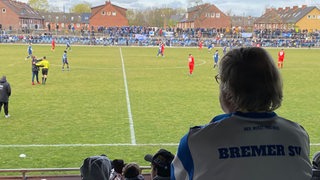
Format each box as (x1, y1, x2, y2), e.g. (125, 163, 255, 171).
(171, 112, 312, 180)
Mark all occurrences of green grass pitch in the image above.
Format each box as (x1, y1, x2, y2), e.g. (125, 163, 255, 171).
(0, 44, 319, 169)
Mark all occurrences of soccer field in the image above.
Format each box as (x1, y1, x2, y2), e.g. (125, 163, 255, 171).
(0, 44, 319, 169)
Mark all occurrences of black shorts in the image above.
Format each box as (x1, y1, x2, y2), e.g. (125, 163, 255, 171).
(63, 59, 69, 64)
(42, 68, 49, 75)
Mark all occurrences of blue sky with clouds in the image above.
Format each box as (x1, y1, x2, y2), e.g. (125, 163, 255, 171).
(18, 0, 319, 17)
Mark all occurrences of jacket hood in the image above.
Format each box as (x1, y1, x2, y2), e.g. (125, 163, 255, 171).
(0, 76, 6, 83)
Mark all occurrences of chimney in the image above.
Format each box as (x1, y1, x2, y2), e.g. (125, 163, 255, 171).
(266, 8, 275, 13)
(285, 7, 290, 11)
(278, 7, 283, 11)
(266, 8, 271, 13)
(293, 6, 298, 10)
(301, 5, 307, 9)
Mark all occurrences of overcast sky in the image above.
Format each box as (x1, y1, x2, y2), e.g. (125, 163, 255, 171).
(18, 0, 319, 17)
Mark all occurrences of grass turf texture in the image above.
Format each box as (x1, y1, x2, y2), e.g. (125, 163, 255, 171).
(0, 44, 319, 170)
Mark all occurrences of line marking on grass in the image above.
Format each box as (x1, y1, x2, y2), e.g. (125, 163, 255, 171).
(120, 47, 136, 145)
(0, 143, 319, 148)
(0, 144, 179, 148)
(49, 59, 207, 70)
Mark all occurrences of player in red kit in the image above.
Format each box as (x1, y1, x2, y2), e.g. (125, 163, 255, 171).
(51, 38, 56, 52)
(198, 41, 203, 50)
(278, 49, 285, 68)
(188, 54, 195, 75)
(161, 42, 165, 57)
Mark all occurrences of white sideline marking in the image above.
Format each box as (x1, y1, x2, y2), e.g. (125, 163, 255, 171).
(0, 143, 318, 148)
(0, 143, 179, 148)
(120, 47, 136, 145)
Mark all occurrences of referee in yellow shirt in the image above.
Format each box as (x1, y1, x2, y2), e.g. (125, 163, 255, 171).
(36, 56, 50, 85)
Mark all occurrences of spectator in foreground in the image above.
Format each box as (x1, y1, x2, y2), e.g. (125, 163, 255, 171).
(110, 159, 125, 180)
(313, 151, 320, 170)
(122, 163, 144, 180)
(145, 149, 174, 180)
(313, 151, 320, 180)
(171, 47, 312, 180)
(80, 154, 112, 180)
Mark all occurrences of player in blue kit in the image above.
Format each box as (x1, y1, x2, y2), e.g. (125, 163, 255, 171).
(213, 49, 219, 68)
(66, 39, 71, 51)
(223, 45, 227, 55)
(62, 50, 70, 71)
(25, 43, 33, 60)
(171, 47, 312, 180)
(207, 43, 214, 53)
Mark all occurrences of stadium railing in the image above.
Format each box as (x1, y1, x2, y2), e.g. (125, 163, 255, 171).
(0, 166, 151, 180)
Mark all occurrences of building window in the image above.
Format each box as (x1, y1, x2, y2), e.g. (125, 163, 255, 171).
(112, 11, 116, 16)
(2, 8, 6, 13)
(107, 11, 111, 16)
(211, 13, 215, 18)
(71, 16, 74, 21)
(312, 15, 316, 19)
(307, 15, 311, 19)
(101, 11, 106, 15)
(318, 15, 320, 19)
(21, 8, 26, 14)
(216, 13, 220, 18)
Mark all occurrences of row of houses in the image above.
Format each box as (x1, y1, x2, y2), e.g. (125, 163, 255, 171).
(0, 0, 320, 34)
(0, 0, 128, 32)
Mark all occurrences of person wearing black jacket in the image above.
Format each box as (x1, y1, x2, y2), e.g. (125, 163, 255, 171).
(0, 76, 11, 118)
(31, 56, 42, 85)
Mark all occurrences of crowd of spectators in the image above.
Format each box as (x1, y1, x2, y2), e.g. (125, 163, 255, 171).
(80, 149, 174, 180)
(1, 26, 320, 48)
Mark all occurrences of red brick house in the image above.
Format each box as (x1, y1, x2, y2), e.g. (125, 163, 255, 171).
(41, 12, 91, 32)
(177, 3, 230, 30)
(90, 0, 129, 29)
(0, 0, 44, 31)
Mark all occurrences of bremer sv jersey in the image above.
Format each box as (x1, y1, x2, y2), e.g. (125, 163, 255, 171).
(171, 112, 312, 180)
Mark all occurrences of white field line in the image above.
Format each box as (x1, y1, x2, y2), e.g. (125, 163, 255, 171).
(120, 47, 136, 145)
(0, 143, 318, 148)
(49, 59, 207, 70)
(0, 144, 179, 148)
